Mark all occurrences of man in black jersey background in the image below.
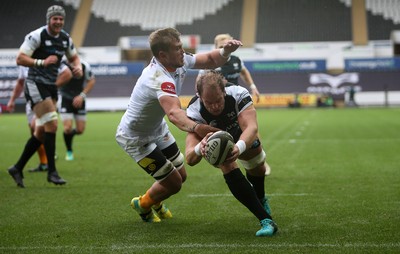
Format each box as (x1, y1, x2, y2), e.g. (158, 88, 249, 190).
(7, 5, 82, 187)
(185, 70, 277, 237)
(197, 33, 260, 102)
(59, 59, 96, 161)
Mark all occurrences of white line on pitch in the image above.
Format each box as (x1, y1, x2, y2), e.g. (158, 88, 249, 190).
(1, 242, 399, 251)
(187, 193, 310, 198)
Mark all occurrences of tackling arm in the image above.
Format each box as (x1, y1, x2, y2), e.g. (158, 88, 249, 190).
(159, 95, 220, 137)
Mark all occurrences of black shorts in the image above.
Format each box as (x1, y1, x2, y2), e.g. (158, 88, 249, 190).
(24, 80, 58, 109)
(60, 96, 86, 116)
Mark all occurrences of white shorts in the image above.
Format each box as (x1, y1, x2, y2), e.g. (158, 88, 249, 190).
(25, 102, 35, 125)
(115, 123, 176, 162)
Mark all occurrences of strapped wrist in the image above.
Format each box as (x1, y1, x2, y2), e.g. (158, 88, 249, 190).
(194, 142, 201, 156)
(34, 59, 44, 68)
(219, 48, 230, 59)
(236, 140, 246, 155)
(80, 92, 87, 100)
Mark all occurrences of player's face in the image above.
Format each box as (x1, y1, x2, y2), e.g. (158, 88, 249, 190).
(48, 15, 64, 36)
(165, 40, 185, 69)
(201, 87, 225, 116)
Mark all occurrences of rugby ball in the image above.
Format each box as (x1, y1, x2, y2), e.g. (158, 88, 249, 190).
(204, 131, 235, 166)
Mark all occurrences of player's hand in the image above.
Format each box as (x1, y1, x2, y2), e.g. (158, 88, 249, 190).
(222, 39, 243, 54)
(224, 145, 240, 164)
(6, 100, 15, 112)
(71, 65, 83, 78)
(43, 55, 59, 67)
(251, 86, 261, 103)
(198, 132, 214, 156)
(72, 95, 84, 108)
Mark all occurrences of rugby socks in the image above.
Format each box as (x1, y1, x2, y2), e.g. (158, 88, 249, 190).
(140, 190, 157, 210)
(224, 168, 271, 221)
(246, 172, 265, 200)
(14, 136, 42, 171)
(44, 132, 56, 173)
(63, 129, 77, 152)
(37, 144, 48, 165)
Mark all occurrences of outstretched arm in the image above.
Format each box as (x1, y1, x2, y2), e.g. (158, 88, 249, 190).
(193, 39, 242, 70)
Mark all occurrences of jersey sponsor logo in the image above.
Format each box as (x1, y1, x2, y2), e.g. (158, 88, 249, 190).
(161, 82, 176, 94)
(45, 40, 52, 46)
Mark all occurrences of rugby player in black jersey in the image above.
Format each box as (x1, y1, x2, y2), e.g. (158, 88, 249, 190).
(186, 70, 277, 237)
(8, 5, 82, 187)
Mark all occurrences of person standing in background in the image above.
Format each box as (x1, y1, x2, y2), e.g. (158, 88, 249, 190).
(59, 59, 96, 161)
(197, 33, 260, 102)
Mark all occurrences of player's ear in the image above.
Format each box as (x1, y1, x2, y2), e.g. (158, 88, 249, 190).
(158, 50, 167, 59)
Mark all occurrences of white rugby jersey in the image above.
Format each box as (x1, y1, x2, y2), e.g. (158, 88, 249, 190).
(119, 53, 196, 137)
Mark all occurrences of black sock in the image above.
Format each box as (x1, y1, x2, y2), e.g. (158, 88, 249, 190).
(63, 129, 76, 152)
(14, 136, 42, 171)
(44, 132, 57, 174)
(224, 168, 270, 221)
(246, 172, 266, 201)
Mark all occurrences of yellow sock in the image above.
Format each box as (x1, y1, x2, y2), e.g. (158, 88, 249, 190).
(37, 144, 48, 164)
(140, 190, 156, 210)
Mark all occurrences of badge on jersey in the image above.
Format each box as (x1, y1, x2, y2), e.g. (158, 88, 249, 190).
(161, 82, 176, 95)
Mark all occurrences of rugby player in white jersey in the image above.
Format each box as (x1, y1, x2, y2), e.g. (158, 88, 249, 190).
(185, 70, 277, 236)
(116, 27, 242, 222)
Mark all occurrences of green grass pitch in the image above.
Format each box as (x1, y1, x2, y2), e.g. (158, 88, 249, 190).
(1, 107, 399, 253)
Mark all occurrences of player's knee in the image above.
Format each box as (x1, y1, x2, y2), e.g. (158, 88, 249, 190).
(179, 166, 187, 183)
(145, 159, 174, 181)
(40, 112, 58, 131)
(170, 152, 184, 171)
(239, 150, 266, 170)
(76, 127, 84, 135)
(40, 111, 58, 124)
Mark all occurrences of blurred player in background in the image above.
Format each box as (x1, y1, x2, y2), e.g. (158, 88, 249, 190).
(116, 27, 242, 222)
(185, 70, 277, 237)
(197, 33, 260, 102)
(7, 5, 82, 188)
(7, 65, 72, 172)
(59, 59, 95, 161)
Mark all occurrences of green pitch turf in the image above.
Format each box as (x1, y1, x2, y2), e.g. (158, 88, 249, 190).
(1, 108, 399, 253)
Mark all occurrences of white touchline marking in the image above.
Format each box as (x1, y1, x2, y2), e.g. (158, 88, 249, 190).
(187, 193, 311, 198)
(1, 242, 399, 251)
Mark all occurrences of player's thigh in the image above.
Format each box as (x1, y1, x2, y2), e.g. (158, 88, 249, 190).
(33, 99, 56, 118)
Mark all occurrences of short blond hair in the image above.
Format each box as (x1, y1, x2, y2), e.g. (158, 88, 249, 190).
(214, 34, 233, 49)
(196, 70, 225, 96)
(149, 28, 181, 58)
